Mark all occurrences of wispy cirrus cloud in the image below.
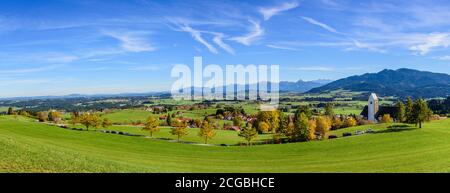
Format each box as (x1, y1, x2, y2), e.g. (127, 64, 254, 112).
(168, 19, 219, 54)
(301, 16, 343, 35)
(266, 44, 301, 51)
(0, 64, 63, 74)
(103, 31, 156, 52)
(259, 1, 299, 21)
(230, 20, 264, 46)
(212, 33, 235, 54)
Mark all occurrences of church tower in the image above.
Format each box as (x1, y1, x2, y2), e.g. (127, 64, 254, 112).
(368, 93, 379, 122)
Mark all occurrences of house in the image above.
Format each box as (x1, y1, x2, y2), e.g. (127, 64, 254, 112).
(224, 125, 241, 131)
(360, 93, 399, 122)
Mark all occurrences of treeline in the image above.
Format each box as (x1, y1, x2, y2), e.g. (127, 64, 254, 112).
(428, 97, 450, 115)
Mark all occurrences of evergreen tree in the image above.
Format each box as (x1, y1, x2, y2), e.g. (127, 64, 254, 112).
(324, 103, 335, 117)
(7, 107, 14, 115)
(238, 123, 258, 146)
(405, 97, 414, 124)
(395, 100, 406, 123)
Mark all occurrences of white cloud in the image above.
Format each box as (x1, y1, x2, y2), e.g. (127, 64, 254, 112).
(103, 31, 156, 52)
(213, 33, 235, 54)
(230, 20, 264, 46)
(169, 20, 219, 54)
(259, 1, 299, 21)
(409, 33, 450, 55)
(302, 16, 342, 34)
(266, 44, 301, 51)
(0, 64, 62, 74)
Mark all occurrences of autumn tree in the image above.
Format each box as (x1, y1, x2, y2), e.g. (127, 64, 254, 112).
(198, 120, 216, 144)
(380, 114, 393, 123)
(344, 117, 357, 128)
(238, 123, 258, 146)
(79, 113, 101, 131)
(101, 118, 112, 129)
(332, 117, 343, 130)
(48, 111, 62, 123)
(37, 111, 48, 122)
(142, 116, 159, 137)
(307, 120, 317, 141)
(258, 121, 270, 133)
(171, 121, 188, 142)
(316, 116, 331, 139)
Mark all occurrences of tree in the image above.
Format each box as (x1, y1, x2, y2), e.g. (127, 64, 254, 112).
(142, 116, 159, 137)
(37, 111, 48, 122)
(48, 111, 61, 123)
(344, 117, 357, 128)
(412, 99, 432, 128)
(380, 114, 393, 123)
(332, 117, 343, 130)
(258, 121, 270, 133)
(405, 97, 414, 124)
(70, 112, 80, 126)
(7, 107, 14, 115)
(295, 106, 312, 119)
(79, 113, 101, 131)
(316, 116, 331, 139)
(193, 119, 203, 128)
(101, 118, 113, 129)
(283, 118, 296, 142)
(171, 121, 188, 142)
(238, 123, 258, 146)
(233, 116, 243, 127)
(324, 103, 335, 117)
(307, 120, 317, 141)
(294, 112, 309, 141)
(166, 113, 172, 126)
(198, 121, 216, 144)
(395, 100, 406, 123)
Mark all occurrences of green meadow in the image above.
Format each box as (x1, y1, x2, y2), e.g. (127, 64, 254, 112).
(1, 115, 450, 173)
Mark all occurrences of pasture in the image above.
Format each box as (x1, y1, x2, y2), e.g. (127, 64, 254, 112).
(1, 115, 450, 172)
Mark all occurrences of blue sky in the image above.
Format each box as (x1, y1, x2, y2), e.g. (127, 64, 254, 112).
(1, 0, 450, 97)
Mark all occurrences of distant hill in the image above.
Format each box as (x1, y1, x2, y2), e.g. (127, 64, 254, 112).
(279, 79, 332, 93)
(307, 68, 450, 98)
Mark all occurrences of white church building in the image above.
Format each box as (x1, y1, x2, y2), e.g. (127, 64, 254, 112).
(361, 93, 398, 122)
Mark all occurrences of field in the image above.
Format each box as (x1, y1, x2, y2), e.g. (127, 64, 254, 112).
(1, 115, 450, 173)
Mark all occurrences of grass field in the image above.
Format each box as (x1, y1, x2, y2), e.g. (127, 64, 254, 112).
(1, 115, 450, 172)
(110, 125, 272, 145)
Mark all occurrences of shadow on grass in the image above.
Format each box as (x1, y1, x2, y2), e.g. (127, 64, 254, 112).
(374, 124, 418, 134)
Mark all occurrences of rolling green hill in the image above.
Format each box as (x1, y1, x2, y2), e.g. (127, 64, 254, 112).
(1, 115, 450, 173)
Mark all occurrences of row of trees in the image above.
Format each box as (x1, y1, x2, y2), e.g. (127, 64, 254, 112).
(70, 113, 112, 131)
(395, 98, 432, 128)
(141, 116, 217, 144)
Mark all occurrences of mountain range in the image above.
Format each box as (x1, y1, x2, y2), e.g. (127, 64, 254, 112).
(307, 68, 450, 98)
